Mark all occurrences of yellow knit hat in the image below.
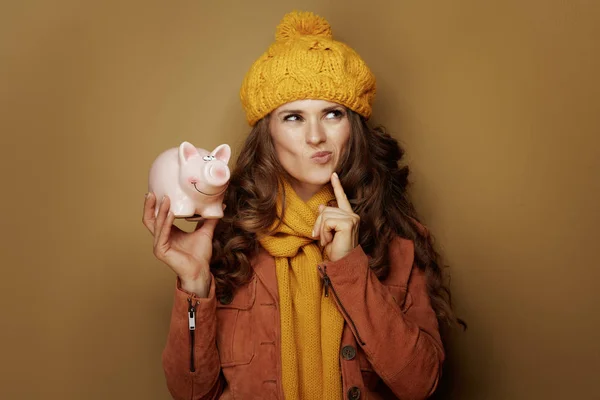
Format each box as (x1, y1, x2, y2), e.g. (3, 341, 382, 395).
(240, 11, 377, 126)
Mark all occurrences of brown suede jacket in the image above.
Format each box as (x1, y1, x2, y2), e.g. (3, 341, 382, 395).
(161, 236, 444, 400)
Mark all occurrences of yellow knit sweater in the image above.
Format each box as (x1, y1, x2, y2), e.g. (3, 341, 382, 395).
(259, 179, 344, 400)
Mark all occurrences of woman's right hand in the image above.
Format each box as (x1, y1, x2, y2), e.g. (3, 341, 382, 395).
(142, 193, 220, 297)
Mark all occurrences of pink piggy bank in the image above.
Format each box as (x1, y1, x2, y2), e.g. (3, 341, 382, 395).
(148, 141, 231, 219)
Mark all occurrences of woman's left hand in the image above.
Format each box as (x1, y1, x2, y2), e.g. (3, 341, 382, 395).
(312, 172, 360, 262)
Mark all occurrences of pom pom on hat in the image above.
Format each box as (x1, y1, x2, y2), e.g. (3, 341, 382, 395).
(275, 11, 333, 42)
(240, 10, 376, 126)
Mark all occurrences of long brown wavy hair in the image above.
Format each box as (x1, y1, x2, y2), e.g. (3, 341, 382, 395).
(210, 110, 464, 328)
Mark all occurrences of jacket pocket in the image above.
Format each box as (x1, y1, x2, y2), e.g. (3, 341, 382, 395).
(357, 347, 380, 390)
(215, 276, 257, 367)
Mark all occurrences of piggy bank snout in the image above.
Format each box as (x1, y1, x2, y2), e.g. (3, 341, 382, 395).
(207, 163, 230, 186)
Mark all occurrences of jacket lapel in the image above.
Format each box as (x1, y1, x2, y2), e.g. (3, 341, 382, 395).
(250, 246, 280, 303)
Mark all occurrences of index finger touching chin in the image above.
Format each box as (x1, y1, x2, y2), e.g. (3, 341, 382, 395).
(331, 172, 353, 212)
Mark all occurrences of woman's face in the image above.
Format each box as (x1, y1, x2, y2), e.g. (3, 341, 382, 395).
(268, 99, 351, 201)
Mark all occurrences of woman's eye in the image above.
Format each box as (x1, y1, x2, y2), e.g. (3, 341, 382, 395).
(284, 114, 302, 122)
(326, 110, 344, 119)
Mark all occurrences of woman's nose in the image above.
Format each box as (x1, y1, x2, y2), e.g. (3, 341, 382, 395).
(305, 121, 326, 145)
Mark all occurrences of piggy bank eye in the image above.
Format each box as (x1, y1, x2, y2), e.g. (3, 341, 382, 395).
(202, 156, 212, 161)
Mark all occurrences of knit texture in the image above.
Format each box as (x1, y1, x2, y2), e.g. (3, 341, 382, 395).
(240, 10, 376, 126)
(258, 179, 344, 400)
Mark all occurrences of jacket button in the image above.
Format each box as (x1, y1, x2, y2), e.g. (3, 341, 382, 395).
(219, 293, 233, 305)
(347, 386, 361, 400)
(341, 345, 356, 360)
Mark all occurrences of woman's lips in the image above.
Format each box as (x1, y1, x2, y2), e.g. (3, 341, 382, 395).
(311, 151, 332, 164)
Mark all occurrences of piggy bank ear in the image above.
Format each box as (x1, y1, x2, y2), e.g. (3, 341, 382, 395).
(178, 141, 199, 164)
(211, 144, 231, 163)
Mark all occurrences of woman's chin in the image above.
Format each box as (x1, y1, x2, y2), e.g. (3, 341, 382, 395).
(288, 166, 335, 187)
(306, 173, 335, 187)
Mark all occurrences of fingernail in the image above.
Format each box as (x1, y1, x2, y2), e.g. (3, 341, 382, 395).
(333, 172, 338, 178)
(145, 192, 149, 198)
(312, 229, 315, 237)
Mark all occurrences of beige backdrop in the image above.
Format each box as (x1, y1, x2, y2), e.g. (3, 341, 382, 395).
(1, 1, 599, 399)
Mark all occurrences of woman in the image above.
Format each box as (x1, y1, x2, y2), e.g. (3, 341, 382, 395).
(143, 11, 461, 400)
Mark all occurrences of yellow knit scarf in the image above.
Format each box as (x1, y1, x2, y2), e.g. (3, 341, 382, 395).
(259, 179, 344, 400)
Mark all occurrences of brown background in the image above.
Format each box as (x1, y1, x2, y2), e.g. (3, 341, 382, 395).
(1, 1, 599, 399)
